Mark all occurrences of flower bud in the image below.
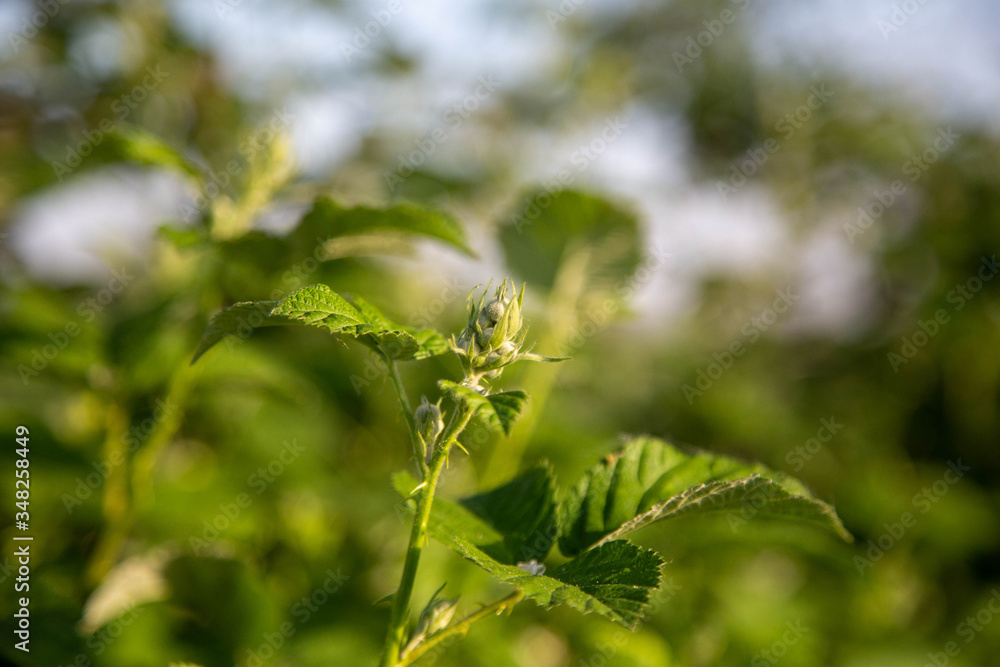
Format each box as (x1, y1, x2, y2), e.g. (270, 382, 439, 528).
(415, 396, 444, 444)
(405, 587, 460, 653)
(484, 298, 506, 323)
(449, 278, 529, 382)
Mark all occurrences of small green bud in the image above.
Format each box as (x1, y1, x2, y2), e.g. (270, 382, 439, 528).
(418, 595, 459, 635)
(496, 341, 516, 357)
(415, 396, 444, 444)
(484, 298, 506, 323)
(404, 586, 460, 654)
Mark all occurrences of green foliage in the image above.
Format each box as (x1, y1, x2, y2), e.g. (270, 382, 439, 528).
(9, 5, 1000, 666)
(108, 125, 203, 182)
(192, 284, 447, 363)
(437, 380, 528, 436)
(498, 190, 642, 290)
(459, 465, 558, 563)
(190, 274, 853, 661)
(300, 196, 476, 257)
(558, 436, 852, 556)
(394, 471, 663, 629)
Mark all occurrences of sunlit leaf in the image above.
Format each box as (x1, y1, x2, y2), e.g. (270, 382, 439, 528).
(192, 284, 446, 363)
(558, 436, 852, 556)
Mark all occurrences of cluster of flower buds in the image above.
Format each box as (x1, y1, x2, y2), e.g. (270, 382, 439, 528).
(450, 279, 529, 387)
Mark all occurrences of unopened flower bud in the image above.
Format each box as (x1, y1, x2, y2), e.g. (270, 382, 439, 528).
(484, 298, 506, 323)
(405, 587, 460, 654)
(415, 396, 444, 444)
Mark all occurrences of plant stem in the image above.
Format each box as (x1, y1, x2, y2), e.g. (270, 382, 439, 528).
(399, 590, 524, 666)
(379, 404, 473, 667)
(388, 360, 428, 479)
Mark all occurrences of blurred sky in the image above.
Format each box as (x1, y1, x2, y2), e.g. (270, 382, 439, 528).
(3, 0, 998, 336)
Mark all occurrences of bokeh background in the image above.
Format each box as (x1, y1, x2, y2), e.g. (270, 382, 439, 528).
(2, 0, 1000, 665)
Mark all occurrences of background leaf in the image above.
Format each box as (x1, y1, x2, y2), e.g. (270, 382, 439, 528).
(109, 125, 203, 182)
(558, 436, 852, 556)
(299, 196, 476, 257)
(498, 190, 641, 290)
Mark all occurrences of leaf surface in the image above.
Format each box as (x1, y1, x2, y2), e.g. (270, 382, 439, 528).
(193, 284, 446, 363)
(558, 436, 852, 556)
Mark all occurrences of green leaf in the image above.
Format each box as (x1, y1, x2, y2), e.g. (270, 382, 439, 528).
(268, 284, 368, 332)
(558, 436, 852, 556)
(298, 196, 475, 257)
(437, 381, 528, 436)
(498, 190, 641, 290)
(460, 465, 558, 563)
(110, 125, 203, 182)
(394, 472, 663, 628)
(347, 295, 449, 362)
(192, 284, 447, 363)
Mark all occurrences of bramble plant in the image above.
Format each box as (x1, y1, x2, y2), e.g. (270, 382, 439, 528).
(193, 276, 853, 667)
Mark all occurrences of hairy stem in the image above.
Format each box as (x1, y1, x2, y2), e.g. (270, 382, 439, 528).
(380, 404, 473, 667)
(388, 360, 428, 479)
(399, 590, 524, 665)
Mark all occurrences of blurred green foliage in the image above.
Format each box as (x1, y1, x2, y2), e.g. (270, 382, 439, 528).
(1, 1, 999, 666)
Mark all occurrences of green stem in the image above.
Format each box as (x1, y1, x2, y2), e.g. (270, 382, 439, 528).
(380, 404, 473, 667)
(388, 360, 428, 479)
(399, 590, 524, 666)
